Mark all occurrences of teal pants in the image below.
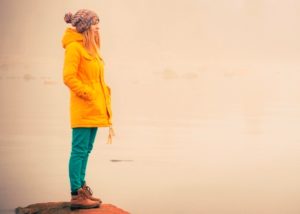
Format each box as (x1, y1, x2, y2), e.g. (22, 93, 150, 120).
(69, 127, 98, 193)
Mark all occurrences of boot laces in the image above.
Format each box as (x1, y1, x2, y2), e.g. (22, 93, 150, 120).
(78, 188, 88, 199)
(85, 185, 93, 196)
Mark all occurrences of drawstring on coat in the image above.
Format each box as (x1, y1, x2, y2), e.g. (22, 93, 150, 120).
(107, 126, 115, 144)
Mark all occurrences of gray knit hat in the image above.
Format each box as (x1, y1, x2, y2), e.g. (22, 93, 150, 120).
(64, 9, 99, 33)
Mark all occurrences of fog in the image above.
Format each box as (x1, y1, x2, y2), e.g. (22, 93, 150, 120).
(0, 0, 300, 213)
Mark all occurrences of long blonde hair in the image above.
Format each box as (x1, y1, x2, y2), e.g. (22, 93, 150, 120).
(82, 28, 100, 56)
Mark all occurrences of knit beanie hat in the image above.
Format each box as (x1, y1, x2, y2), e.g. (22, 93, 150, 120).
(64, 9, 99, 33)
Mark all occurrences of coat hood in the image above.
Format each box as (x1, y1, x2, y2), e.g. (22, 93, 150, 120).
(62, 28, 84, 49)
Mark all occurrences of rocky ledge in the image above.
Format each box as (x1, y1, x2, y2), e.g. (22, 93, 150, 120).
(15, 202, 130, 214)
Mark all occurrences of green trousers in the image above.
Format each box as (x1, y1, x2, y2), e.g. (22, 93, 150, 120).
(69, 127, 98, 193)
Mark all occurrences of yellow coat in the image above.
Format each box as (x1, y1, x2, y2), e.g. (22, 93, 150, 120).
(62, 28, 112, 128)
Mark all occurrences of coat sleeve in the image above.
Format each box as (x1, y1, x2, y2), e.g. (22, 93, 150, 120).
(63, 43, 95, 100)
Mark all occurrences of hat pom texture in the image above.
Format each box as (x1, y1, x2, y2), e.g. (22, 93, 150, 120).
(64, 12, 73, 24)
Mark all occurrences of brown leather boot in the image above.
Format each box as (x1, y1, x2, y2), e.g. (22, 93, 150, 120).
(70, 188, 100, 210)
(82, 183, 102, 203)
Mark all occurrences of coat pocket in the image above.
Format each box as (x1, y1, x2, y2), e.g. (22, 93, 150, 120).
(84, 91, 108, 118)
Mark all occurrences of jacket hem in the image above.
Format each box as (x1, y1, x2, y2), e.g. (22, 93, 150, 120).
(71, 124, 112, 128)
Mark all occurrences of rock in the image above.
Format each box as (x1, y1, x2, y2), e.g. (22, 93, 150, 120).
(15, 202, 130, 214)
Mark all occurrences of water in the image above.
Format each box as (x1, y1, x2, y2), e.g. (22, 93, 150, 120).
(1, 61, 300, 214)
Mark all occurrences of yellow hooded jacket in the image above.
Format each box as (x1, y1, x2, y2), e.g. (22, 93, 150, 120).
(62, 28, 112, 128)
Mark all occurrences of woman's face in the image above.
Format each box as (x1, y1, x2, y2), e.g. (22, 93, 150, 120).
(90, 17, 100, 34)
(90, 23, 99, 34)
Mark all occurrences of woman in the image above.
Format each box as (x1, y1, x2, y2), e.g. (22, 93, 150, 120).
(62, 9, 114, 209)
